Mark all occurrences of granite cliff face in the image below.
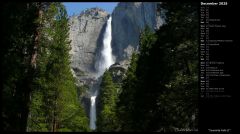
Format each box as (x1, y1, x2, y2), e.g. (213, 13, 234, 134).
(69, 3, 163, 86)
(68, 2, 164, 122)
(69, 8, 109, 86)
(111, 2, 163, 63)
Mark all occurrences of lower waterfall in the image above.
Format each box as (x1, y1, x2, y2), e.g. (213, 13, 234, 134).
(90, 90, 98, 130)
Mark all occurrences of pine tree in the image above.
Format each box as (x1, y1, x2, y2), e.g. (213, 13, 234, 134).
(97, 70, 119, 131)
(27, 3, 89, 132)
(116, 53, 138, 131)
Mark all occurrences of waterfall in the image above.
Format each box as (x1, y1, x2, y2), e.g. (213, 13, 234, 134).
(90, 16, 114, 130)
(90, 90, 97, 130)
(95, 16, 115, 77)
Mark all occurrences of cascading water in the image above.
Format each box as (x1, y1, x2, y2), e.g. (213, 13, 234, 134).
(95, 16, 115, 77)
(90, 90, 98, 130)
(89, 16, 115, 130)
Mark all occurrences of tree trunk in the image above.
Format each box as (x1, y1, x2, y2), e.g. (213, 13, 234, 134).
(30, 3, 43, 69)
(24, 3, 43, 131)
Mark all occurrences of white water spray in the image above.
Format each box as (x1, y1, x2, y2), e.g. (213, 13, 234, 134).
(90, 16, 115, 130)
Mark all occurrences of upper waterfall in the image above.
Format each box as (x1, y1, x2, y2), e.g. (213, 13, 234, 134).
(95, 16, 115, 78)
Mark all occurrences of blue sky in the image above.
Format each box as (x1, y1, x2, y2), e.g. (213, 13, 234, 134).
(63, 2, 118, 17)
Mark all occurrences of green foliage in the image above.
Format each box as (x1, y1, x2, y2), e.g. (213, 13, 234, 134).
(26, 3, 89, 132)
(96, 70, 119, 131)
(116, 53, 139, 131)
(26, 90, 48, 131)
(99, 71, 117, 107)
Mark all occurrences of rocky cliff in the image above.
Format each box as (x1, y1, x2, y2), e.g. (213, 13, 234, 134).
(68, 2, 164, 119)
(69, 7, 109, 86)
(111, 2, 163, 64)
(69, 3, 163, 86)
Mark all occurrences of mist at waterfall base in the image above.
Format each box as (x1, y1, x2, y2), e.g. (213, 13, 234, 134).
(90, 16, 115, 130)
